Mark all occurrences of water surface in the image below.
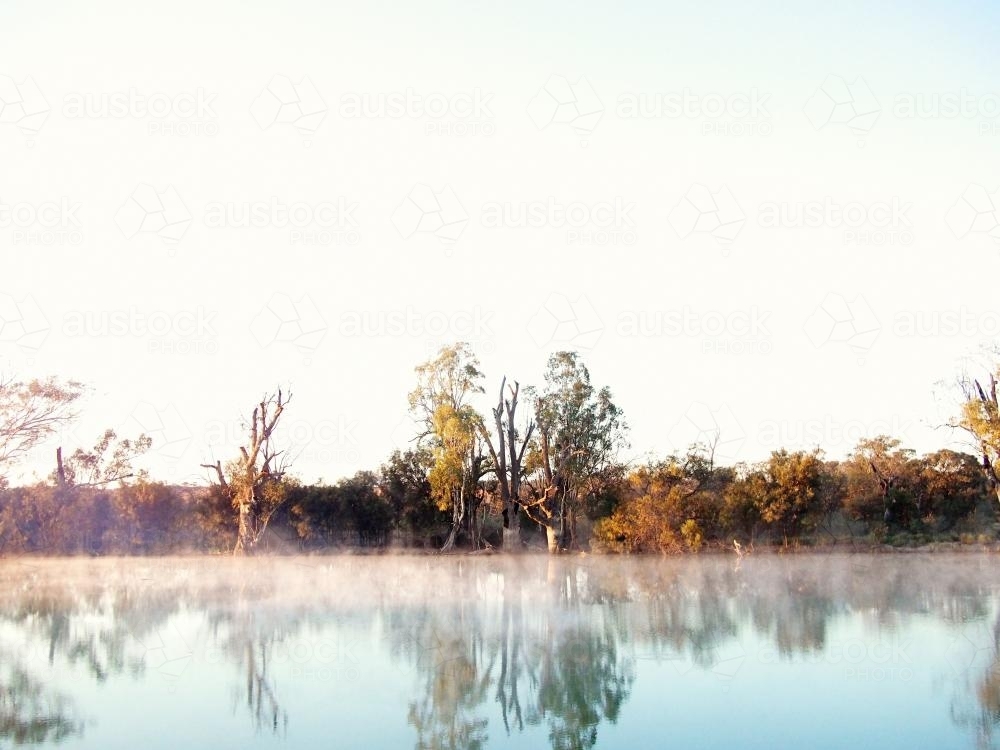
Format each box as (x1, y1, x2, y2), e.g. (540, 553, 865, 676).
(1, 553, 998, 749)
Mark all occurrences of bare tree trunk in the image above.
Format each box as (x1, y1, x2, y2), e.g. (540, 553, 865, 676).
(502, 508, 521, 551)
(55, 447, 66, 487)
(234, 502, 254, 555)
(480, 377, 534, 554)
(545, 525, 559, 553)
(440, 485, 464, 552)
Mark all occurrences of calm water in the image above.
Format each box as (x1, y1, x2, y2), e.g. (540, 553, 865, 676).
(1, 553, 998, 749)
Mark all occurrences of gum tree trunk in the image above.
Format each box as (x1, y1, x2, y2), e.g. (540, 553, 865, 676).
(502, 511, 521, 551)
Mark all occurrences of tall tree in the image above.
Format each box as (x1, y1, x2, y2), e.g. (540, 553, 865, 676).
(526, 352, 627, 553)
(201, 389, 292, 555)
(479, 377, 534, 551)
(409, 344, 487, 551)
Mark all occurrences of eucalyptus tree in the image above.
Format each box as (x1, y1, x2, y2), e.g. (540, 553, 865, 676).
(53, 429, 151, 488)
(957, 369, 1000, 507)
(525, 352, 627, 553)
(0, 376, 84, 485)
(408, 344, 487, 551)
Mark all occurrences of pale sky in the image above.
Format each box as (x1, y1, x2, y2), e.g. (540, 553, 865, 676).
(3, 0, 1000, 484)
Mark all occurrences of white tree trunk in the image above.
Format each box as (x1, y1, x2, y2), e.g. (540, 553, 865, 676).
(502, 525, 521, 552)
(546, 525, 559, 554)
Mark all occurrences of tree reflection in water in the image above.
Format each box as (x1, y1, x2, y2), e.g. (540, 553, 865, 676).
(0, 668, 79, 745)
(398, 559, 634, 750)
(0, 555, 997, 748)
(950, 607, 1000, 750)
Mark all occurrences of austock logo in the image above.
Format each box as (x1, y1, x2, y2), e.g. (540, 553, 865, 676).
(250, 293, 327, 360)
(0, 197, 84, 246)
(392, 184, 468, 245)
(115, 185, 192, 244)
(338, 89, 495, 136)
(126, 402, 192, 461)
(0, 75, 49, 139)
(665, 402, 745, 464)
(63, 88, 219, 136)
(480, 197, 636, 246)
(250, 75, 327, 136)
(756, 197, 913, 246)
(527, 293, 604, 350)
(803, 75, 880, 142)
(616, 88, 772, 137)
(668, 184, 745, 246)
(946, 184, 1000, 244)
(0, 293, 49, 350)
(527, 75, 604, 136)
(803, 293, 880, 364)
(203, 197, 361, 247)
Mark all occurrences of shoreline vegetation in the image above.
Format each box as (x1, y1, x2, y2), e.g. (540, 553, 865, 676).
(1, 343, 1000, 557)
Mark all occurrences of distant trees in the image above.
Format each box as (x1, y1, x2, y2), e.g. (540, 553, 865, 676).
(593, 437, 992, 554)
(0, 348, 997, 557)
(594, 446, 730, 553)
(288, 472, 393, 547)
(54, 429, 151, 488)
(753, 450, 828, 543)
(403, 347, 629, 554)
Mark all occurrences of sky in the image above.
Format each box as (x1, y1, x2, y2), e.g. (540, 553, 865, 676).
(3, 0, 1000, 485)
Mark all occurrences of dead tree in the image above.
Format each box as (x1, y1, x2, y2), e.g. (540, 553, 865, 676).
(479, 377, 534, 551)
(202, 390, 291, 555)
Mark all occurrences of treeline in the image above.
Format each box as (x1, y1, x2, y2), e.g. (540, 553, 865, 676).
(0, 436, 993, 556)
(594, 438, 991, 552)
(1, 347, 999, 555)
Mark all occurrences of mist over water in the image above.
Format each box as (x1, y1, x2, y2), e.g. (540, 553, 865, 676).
(1, 553, 998, 749)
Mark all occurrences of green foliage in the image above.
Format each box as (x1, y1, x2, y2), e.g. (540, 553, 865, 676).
(380, 448, 441, 533)
(528, 352, 628, 549)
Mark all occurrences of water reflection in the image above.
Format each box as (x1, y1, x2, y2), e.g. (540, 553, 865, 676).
(0, 554, 997, 748)
(398, 561, 634, 749)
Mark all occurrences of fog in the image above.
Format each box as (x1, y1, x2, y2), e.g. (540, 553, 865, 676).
(0, 553, 998, 748)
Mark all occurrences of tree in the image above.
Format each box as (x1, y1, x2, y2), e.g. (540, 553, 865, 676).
(380, 448, 441, 542)
(0, 377, 84, 483)
(842, 436, 915, 526)
(526, 353, 627, 553)
(592, 445, 727, 554)
(338, 471, 393, 546)
(957, 370, 1000, 508)
(479, 377, 534, 551)
(202, 389, 293, 555)
(754, 449, 826, 544)
(916, 449, 984, 527)
(409, 344, 487, 551)
(53, 429, 151, 488)
(721, 465, 764, 542)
